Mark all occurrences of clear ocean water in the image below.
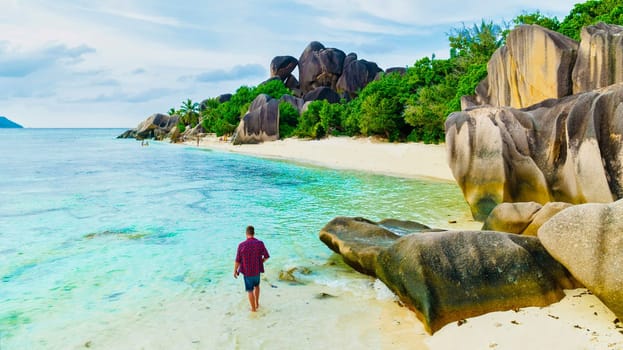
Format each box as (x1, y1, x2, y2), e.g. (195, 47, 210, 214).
(0, 129, 472, 348)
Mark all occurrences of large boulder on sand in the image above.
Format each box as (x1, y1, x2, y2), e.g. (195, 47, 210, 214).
(572, 23, 623, 94)
(320, 217, 404, 276)
(233, 94, 279, 144)
(476, 25, 578, 109)
(320, 217, 576, 334)
(538, 199, 623, 319)
(446, 83, 623, 220)
(117, 113, 179, 140)
(270, 56, 298, 80)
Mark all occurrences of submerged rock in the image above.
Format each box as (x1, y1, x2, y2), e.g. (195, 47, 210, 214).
(538, 199, 623, 319)
(320, 217, 576, 333)
(84, 230, 147, 240)
(278, 267, 310, 284)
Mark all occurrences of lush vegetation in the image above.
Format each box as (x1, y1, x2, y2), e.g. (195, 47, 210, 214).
(559, 0, 623, 39)
(172, 0, 616, 144)
(169, 79, 291, 136)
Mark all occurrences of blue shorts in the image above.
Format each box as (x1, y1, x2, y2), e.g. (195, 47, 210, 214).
(243, 275, 260, 292)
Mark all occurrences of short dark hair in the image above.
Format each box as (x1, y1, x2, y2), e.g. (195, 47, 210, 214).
(246, 225, 255, 235)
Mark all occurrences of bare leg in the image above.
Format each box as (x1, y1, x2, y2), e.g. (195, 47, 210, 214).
(254, 285, 260, 309)
(247, 291, 257, 312)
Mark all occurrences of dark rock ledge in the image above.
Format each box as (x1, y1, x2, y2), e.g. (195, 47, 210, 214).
(319, 217, 578, 334)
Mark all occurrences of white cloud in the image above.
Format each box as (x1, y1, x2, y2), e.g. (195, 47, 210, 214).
(0, 0, 580, 127)
(0, 42, 95, 77)
(295, 0, 576, 25)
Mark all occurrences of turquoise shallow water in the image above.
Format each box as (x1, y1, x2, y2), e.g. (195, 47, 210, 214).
(0, 129, 472, 348)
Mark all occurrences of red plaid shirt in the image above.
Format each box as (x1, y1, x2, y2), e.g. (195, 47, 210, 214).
(235, 237, 269, 276)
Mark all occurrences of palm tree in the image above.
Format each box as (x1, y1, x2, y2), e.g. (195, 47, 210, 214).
(179, 99, 200, 127)
(168, 107, 177, 116)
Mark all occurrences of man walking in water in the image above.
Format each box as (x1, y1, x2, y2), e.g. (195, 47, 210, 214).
(234, 225, 269, 312)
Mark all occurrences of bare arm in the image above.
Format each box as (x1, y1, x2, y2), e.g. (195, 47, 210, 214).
(262, 244, 269, 263)
(234, 261, 240, 278)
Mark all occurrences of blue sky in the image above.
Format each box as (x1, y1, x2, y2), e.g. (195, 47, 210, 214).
(1, 0, 578, 127)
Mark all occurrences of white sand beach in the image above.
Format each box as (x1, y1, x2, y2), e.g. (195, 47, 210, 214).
(154, 135, 623, 350)
(81, 273, 622, 350)
(183, 135, 455, 182)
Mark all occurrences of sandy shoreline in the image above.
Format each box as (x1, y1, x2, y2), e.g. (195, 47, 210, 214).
(183, 135, 455, 182)
(154, 136, 623, 349)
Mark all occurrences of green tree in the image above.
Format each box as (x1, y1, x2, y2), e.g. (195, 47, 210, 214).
(255, 79, 291, 99)
(278, 102, 299, 139)
(179, 99, 200, 127)
(354, 72, 413, 141)
(559, 0, 623, 40)
(404, 81, 455, 144)
(295, 100, 324, 139)
(511, 10, 561, 32)
(448, 20, 506, 63)
(318, 101, 347, 136)
(199, 80, 293, 137)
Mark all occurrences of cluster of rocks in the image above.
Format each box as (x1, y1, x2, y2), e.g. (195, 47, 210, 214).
(319, 217, 577, 333)
(120, 41, 404, 144)
(270, 41, 395, 100)
(234, 41, 404, 144)
(447, 23, 623, 220)
(116, 113, 179, 140)
(320, 22, 623, 335)
(441, 22, 623, 327)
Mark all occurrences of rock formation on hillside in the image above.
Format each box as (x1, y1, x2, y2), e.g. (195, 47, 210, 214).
(320, 217, 577, 334)
(475, 24, 578, 109)
(298, 42, 346, 93)
(275, 41, 383, 98)
(539, 199, 623, 320)
(447, 83, 623, 220)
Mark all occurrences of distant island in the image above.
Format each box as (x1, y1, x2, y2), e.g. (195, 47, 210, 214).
(0, 116, 23, 128)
